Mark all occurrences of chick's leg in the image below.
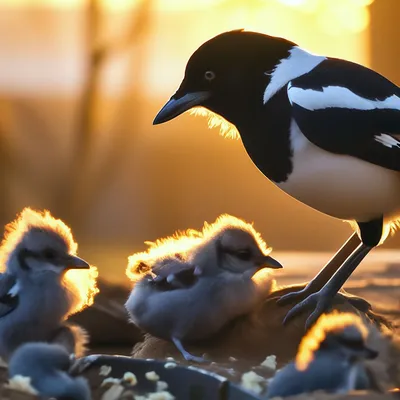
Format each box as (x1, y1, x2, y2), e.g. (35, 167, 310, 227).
(172, 337, 206, 363)
(277, 232, 360, 305)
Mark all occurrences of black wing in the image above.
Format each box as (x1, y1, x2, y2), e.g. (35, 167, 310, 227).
(0, 273, 19, 318)
(288, 58, 400, 171)
(151, 257, 198, 290)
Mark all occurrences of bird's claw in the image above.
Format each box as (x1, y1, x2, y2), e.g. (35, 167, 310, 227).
(282, 292, 332, 331)
(276, 286, 313, 306)
(183, 354, 207, 363)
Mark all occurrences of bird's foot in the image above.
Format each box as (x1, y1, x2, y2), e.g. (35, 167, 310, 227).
(172, 337, 207, 363)
(282, 290, 334, 331)
(182, 352, 207, 363)
(276, 282, 319, 306)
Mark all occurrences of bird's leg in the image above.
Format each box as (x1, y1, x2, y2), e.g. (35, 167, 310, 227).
(282, 217, 383, 330)
(172, 337, 206, 363)
(277, 232, 360, 305)
(283, 243, 372, 330)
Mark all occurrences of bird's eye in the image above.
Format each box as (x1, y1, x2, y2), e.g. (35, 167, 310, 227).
(204, 70, 216, 81)
(42, 248, 57, 260)
(338, 337, 364, 349)
(236, 249, 251, 261)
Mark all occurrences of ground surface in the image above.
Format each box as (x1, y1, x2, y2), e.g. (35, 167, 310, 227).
(0, 251, 399, 399)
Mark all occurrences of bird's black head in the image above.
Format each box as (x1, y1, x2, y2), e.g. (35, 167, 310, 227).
(153, 29, 296, 128)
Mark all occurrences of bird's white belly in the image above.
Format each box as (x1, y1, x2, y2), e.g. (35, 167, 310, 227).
(275, 127, 400, 222)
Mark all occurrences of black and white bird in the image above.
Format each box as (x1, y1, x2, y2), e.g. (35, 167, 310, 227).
(8, 342, 91, 400)
(125, 214, 282, 362)
(0, 207, 93, 360)
(266, 312, 378, 398)
(153, 29, 400, 329)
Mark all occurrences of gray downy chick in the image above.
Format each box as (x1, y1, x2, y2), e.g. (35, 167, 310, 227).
(0, 208, 91, 361)
(8, 342, 91, 400)
(266, 312, 378, 398)
(126, 214, 282, 362)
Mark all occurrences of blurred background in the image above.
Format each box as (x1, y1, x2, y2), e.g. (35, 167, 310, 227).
(0, 0, 399, 285)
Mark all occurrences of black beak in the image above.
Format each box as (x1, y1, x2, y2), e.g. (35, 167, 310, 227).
(258, 255, 283, 269)
(62, 254, 90, 270)
(153, 91, 211, 125)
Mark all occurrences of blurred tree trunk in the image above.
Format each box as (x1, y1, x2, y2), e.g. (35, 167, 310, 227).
(67, 0, 154, 220)
(55, 0, 153, 226)
(53, 0, 101, 223)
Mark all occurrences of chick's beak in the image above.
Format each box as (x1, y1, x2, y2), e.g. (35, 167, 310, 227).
(62, 254, 90, 270)
(363, 346, 379, 360)
(259, 255, 283, 269)
(153, 91, 210, 125)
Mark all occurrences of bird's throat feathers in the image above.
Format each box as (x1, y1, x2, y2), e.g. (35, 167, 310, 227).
(190, 107, 240, 140)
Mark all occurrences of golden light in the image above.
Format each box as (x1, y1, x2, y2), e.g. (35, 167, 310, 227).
(278, 0, 309, 7)
(0, 0, 375, 97)
(190, 108, 240, 140)
(64, 266, 99, 315)
(251, 268, 277, 289)
(127, 214, 274, 283)
(126, 233, 202, 283)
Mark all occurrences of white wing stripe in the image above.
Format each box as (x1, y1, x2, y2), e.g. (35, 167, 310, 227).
(287, 85, 400, 111)
(375, 134, 400, 148)
(263, 46, 326, 104)
(8, 281, 20, 297)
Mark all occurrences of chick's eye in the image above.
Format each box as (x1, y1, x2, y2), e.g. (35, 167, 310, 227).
(42, 248, 57, 260)
(339, 338, 364, 349)
(204, 70, 216, 81)
(236, 249, 251, 261)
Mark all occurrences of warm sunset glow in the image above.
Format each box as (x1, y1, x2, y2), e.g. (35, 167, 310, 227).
(126, 233, 202, 283)
(0, 0, 374, 96)
(251, 268, 277, 289)
(295, 311, 369, 372)
(0, 208, 99, 314)
(64, 266, 99, 314)
(0, 0, 219, 11)
(126, 214, 273, 282)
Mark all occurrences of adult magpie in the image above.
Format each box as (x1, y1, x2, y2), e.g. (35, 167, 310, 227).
(153, 29, 400, 329)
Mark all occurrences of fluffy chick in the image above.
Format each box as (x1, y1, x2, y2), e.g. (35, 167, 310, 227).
(125, 214, 282, 362)
(8, 342, 91, 400)
(0, 208, 97, 360)
(266, 312, 378, 398)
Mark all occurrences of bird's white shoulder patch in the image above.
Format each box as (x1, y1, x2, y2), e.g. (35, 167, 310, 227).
(287, 85, 400, 111)
(8, 281, 20, 297)
(263, 46, 326, 104)
(375, 134, 400, 148)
